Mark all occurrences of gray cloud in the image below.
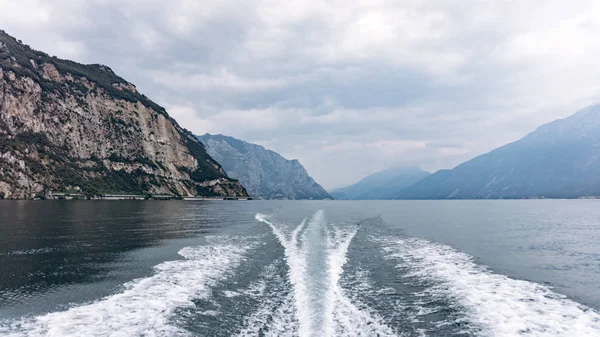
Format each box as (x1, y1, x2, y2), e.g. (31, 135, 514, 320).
(1, 0, 600, 188)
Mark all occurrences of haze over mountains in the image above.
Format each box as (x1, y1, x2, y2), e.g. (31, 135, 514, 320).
(331, 105, 600, 200)
(331, 167, 430, 200)
(2, 28, 600, 200)
(198, 134, 332, 200)
(0, 30, 247, 199)
(397, 104, 600, 199)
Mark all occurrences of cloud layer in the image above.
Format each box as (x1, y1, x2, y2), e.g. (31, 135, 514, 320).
(2, 0, 599, 188)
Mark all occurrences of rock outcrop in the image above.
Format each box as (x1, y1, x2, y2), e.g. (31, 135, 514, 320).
(197, 134, 332, 199)
(0, 30, 247, 199)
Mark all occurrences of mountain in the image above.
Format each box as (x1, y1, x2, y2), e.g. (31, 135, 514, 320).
(0, 30, 247, 199)
(197, 134, 332, 199)
(331, 167, 430, 199)
(398, 104, 600, 199)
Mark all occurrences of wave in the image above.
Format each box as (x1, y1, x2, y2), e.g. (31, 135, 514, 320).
(255, 211, 397, 337)
(377, 236, 600, 337)
(0, 236, 254, 337)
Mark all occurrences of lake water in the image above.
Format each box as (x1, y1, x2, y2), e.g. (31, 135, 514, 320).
(0, 200, 599, 336)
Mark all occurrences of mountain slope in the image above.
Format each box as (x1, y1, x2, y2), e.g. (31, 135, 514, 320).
(398, 104, 600, 199)
(197, 134, 332, 199)
(0, 30, 247, 199)
(331, 167, 430, 199)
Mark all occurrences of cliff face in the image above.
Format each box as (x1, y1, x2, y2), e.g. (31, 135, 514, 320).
(197, 134, 332, 200)
(0, 31, 247, 199)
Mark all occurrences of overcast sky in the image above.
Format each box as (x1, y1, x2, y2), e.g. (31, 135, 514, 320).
(2, 0, 600, 189)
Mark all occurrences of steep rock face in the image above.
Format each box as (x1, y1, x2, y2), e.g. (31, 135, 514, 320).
(197, 134, 332, 199)
(331, 167, 430, 199)
(398, 104, 600, 199)
(0, 30, 247, 199)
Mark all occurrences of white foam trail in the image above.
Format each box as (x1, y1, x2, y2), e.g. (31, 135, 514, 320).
(337, 268, 401, 336)
(323, 226, 356, 335)
(256, 212, 398, 337)
(1, 248, 55, 256)
(236, 290, 299, 337)
(256, 212, 312, 336)
(325, 232, 398, 337)
(378, 236, 600, 337)
(234, 259, 299, 337)
(0, 236, 253, 337)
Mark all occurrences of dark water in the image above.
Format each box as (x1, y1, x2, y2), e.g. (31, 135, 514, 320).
(1, 200, 599, 336)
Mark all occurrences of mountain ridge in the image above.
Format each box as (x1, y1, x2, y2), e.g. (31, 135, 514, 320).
(331, 167, 430, 199)
(397, 104, 600, 199)
(197, 133, 332, 200)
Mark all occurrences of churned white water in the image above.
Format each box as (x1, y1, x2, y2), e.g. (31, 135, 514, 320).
(0, 236, 253, 337)
(378, 236, 600, 337)
(4, 207, 600, 337)
(255, 211, 397, 337)
(234, 258, 299, 337)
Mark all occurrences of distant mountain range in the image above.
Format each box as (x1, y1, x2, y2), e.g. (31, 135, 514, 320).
(397, 104, 600, 199)
(331, 167, 430, 200)
(197, 134, 332, 200)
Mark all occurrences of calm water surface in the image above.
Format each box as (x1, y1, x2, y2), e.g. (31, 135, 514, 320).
(0, 200, 599, 336)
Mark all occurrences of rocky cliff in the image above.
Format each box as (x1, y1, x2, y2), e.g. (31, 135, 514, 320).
(0, 30, 247, 199)
(197, 134, 332, 199)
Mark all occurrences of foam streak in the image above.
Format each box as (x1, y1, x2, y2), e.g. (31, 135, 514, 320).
(0, 237, 253, 337)
(379, 236, 600, 337)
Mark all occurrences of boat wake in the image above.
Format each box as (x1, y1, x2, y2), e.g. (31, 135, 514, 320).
(253, 211, 397, 337)
(0, 236, 255, 337)
(3, 211, 600, 337)
(377, 236, 600, 337)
